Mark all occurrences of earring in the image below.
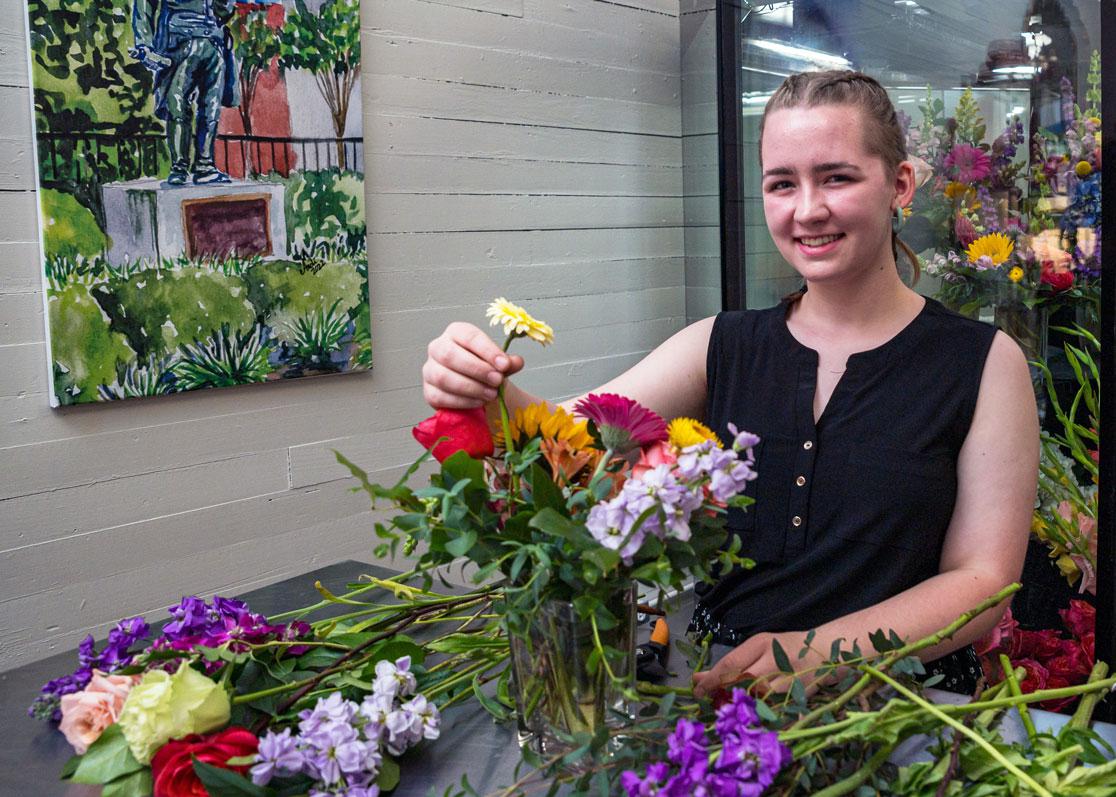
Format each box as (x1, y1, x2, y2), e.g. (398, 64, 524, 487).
(891, 205, 906, 235)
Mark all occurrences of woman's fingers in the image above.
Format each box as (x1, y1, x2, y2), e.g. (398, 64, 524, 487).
(423, 323, 525, 409)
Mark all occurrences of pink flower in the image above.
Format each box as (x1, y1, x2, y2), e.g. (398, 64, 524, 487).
(954, 214, 978, 247)
(632, 441, 677, 481)
(944, 144, 992, 183)
(1059, 600, 1096, 640)
(974, 606, 1018, 656)
(59, 671, 140, 754)
(573, 393, 667, 455)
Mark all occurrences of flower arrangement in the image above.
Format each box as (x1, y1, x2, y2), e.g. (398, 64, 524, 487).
(908, 56, 1102, 323)
(29, 590, 469, 797)
(345, 298, 758, 748)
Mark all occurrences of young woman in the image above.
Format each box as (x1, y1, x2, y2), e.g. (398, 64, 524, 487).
(421, 71, 1038, 695)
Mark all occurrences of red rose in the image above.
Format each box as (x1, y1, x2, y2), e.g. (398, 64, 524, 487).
(412, 408, 494, 463)
(1014, 658, 1049, 693)
(1081, 632, 1095, 663)
(1059, 599, 1096, 640)
(1009, 629, 1063, 660)
(151, 726, 259, 797)
(1040, 261, 1075, 292)
(1046, 648, 1092, 683)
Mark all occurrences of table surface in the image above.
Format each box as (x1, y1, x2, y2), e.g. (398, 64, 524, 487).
(3, 561, 1113, 796)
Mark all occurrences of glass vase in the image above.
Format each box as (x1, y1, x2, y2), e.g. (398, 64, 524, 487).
(507, 586, 635, 756)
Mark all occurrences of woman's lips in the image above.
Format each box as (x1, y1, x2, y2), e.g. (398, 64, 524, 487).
(795, 232, 844, 254)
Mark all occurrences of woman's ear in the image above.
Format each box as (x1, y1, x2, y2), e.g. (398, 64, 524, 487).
(893, 160, 917, 211)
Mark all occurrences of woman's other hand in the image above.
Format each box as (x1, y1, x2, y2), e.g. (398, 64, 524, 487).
(692, 631, 822, 699)
(423, 322, 525, 409)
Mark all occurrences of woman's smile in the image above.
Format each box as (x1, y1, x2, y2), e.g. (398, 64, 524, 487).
(795, 233, 846, 255)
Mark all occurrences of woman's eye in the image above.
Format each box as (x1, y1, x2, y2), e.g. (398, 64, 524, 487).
(825, 174, 851, 184)
(765, 180, 793, 191)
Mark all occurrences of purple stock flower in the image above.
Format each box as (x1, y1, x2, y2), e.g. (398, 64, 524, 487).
(715, 689, 761, 739)
(372, 656, 417, 699)
(251, 728, 307, 786)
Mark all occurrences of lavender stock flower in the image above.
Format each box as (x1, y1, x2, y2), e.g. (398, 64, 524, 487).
(251, 728, 306, 786)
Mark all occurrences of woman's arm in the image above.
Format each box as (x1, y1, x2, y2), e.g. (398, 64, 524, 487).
(423, 317, 716, 423)
(692, 331, 1039, 696)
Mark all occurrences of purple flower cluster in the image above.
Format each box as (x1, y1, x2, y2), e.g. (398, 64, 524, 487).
(251, 656, 440, 797)
(620, 690, 790, 797)
(154, 595, 311, 655)
(29, 616, 150, 720)
(585, 426, 758, 563)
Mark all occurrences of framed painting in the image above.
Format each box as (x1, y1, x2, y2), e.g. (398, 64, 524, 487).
(24, 0, 369, 406)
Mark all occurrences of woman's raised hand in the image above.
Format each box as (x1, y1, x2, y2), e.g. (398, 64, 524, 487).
(422, 322, 525, 409)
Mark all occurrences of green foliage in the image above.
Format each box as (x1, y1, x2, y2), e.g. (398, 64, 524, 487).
(40, 188, 107, 258)
(279, 0, 361, 160)
(281, 299, 351, 373)
(67, 723, 143, 785)
(171, 324, 274, 390)
(1084, 50, 1101, 119)
(277, 169, 366, 248)
(97, 355, 176, 400)
(27, 0, 156, 132)
(229, 10, 282, 135)
(953, 87, 986, 145)
(48, 282, 135, 404)
(245, 259, 363, 334)
(96, 267, 257, 359)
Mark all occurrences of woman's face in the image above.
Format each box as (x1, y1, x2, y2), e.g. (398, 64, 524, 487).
(759, 104, 913, 287)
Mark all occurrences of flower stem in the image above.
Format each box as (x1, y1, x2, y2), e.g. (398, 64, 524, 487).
(999, 655, 1038, 746)
(861, 664, 1054, 797)
(808, 742, 894, 797)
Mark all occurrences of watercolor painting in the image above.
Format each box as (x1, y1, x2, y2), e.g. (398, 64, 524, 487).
(25, 0, 368, 406)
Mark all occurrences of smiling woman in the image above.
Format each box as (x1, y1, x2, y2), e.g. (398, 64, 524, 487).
(422, 69, 1039, 700)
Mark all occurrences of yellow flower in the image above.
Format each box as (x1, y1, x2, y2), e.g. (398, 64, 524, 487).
(965, 232, 1014, 267)
(486, 298, 553, 345)
(1055, 553, 1081, 585)
(943, 181, 971, 202)
(505, 402, 592, 450)
(1008, 266, 1024, 283)
(1075, 160, 1093, 178)
(667, 417, 720, 449)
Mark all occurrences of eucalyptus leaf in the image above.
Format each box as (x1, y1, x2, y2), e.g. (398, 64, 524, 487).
(771, 638, 793, 673)
(193, 758, 271, 797)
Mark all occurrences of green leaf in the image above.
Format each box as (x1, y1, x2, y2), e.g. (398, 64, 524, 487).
(528, 508, 586, 542)
(445, 530, 478, 557)
(70, 724, 143, 785)
(101, 769, 153, 797)
(376, 758, 401, 792)
(193, 758, 271, 797)
(60, 754, 81, 780)
(583, 546, 621, 576)
(528, 463, 565, 512)
(771, 638, 793, 673)
(472, 671, 511, 721)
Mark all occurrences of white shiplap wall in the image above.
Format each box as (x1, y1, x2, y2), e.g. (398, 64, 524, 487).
(0, 0, 687, 671)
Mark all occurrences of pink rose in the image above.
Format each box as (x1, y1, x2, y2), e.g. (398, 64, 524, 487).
(1059, 599, 1096, 640)
(974, 606, 1018, 656)
(631, 441, 677, 481)
(59, 671, 140, 754)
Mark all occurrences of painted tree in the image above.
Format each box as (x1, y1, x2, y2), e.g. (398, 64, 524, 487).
(230, 8, 282, 137)
(279, 0, 362, 170)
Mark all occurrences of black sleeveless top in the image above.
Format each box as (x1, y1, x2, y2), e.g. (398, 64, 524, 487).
(691, 297, 997, 646)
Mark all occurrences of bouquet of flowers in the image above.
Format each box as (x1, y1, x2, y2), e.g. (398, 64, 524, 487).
(340, 297, 758, 749)
(907, 56, 1102, 322)
(28, 590, 471, 797)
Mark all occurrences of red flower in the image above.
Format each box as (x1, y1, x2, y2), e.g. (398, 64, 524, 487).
(1009, 629, 1063, 660)
(1059, 600, 1096, 640)
(412, 408, 494, 463)
(1040, 261, 1075, 292)
(151, 726, 258, 797)
(1014, 658, 1049, 693)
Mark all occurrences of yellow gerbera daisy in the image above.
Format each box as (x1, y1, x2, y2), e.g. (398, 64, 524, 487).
(486, 298, 554, 345)
(965, 233, 1014, 267)
(503, 402, 592, 450)
(667, 417, 721, 449)
(943, 181, 971, 202)
(1008, 266, 1024, 283)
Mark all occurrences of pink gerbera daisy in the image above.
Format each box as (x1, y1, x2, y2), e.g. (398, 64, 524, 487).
(573, 393, 667, 455)
(944, 144, 992, 183)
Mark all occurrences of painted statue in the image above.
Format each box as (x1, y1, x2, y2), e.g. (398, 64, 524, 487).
(131, 0, 241, 185)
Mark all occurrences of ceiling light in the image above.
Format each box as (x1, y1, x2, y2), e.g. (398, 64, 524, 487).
(744, 38, 851, 69)
(993, 65, 1038, 76)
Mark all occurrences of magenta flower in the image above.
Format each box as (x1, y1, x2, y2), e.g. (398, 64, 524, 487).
(944, 144, 992, 183)
(573, 393, 667, 455)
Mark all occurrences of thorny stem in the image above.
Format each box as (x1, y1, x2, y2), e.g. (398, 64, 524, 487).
(861, 664, 1054, 797)
(789, 583, 1020, 731)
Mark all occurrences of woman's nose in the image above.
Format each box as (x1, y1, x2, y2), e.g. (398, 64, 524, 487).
(794, 188, 829, 224)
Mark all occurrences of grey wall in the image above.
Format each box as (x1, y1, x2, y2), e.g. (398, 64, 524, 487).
(0, 0, 690, 672)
